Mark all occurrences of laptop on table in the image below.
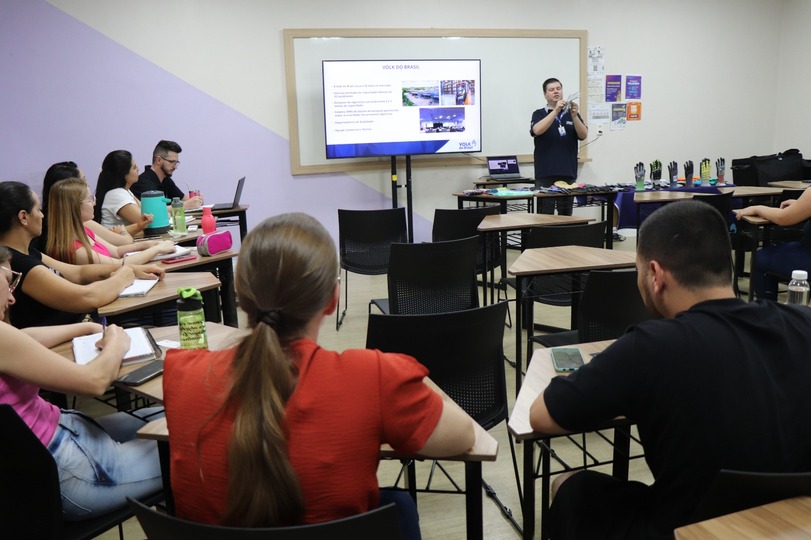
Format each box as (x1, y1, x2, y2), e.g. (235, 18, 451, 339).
(189, 176, 246, 212)
(487, 156, 523, 180)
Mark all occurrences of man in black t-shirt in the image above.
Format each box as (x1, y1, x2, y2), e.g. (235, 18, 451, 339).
(530, 201, 811, 539)
(130, 140, 202, 210)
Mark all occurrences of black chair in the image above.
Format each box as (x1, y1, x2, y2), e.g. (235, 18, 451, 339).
(370, 236, 479, 315)
(692, 191, 734, 225)
(366, 302, 522, 530)
(531, 269, 649, 348)
(128, 498, 403, 539)
(690, 470, 811, 524)
(337, 207, 408, 330)
(0, 404, 163, 540)
(501, 221, 607, 333)
(432, 206, 503, 303)
(768, 189, 807, 245)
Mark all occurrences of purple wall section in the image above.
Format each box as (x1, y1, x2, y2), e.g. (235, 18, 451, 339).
(0, 0, 432, 242)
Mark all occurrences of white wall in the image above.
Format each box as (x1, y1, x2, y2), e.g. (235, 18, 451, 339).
(48, 0, 801, 225)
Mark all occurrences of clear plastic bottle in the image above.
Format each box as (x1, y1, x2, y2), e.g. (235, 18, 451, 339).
(786, 270, 810, 306)
(177, 288, 208, 349)
(171, 197, 186, 234)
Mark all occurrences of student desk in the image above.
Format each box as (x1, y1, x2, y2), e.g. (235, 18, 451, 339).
(186, 204, 250, 241)
(674, 496, 811, 539)
(508, 340, 637, 540)
(454, 191, 535, 214)
(767, 180, 811, 190)
(534, 188, 622, 249)
(130, 324, 499, 540)
(98, 272, 221, 325)
(476, 214, 595, 304)
(161, 248, 239, 327)
(507, 246, 636, 391)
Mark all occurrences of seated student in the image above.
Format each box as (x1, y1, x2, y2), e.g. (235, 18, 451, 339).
(529, 201, 811, 539)
(736, 187, 811, 301)
(94, 150, 154, 236)
(46, 178, 176, 266)
(0, 181, 165, 328)
(0, 245, 162, 520)
(131, 140, 202, 210)
(163, 213, 474, 536)
(36, 161, 135, 253)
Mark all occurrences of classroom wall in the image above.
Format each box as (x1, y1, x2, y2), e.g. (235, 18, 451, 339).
(0, 0, 802, 241)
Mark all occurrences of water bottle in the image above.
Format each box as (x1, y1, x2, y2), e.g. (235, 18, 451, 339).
(171, 197, 187, 234)
(177, 288, 208, 349)
(201, 206, 216, 234)
(786, 270, 810, 306)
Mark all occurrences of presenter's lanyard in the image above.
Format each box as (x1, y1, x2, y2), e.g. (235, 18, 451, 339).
(547, 107, 567, 137)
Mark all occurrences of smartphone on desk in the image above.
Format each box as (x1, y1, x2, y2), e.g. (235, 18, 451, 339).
(161, 254, 197, 264)
(117, 361, 164, 386)
(550, 348, 585, 372)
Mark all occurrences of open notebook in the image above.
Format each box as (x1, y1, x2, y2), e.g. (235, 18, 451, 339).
(72, 327, 162, 366)
(119, 279, 159, 297)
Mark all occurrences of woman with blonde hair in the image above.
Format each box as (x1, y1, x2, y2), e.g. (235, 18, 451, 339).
(46, 177, 175, 266)
(164, 213, 473, 538)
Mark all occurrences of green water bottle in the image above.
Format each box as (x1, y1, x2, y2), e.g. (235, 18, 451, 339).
(177, 288, 208, 349)
(171, 197, 187, 234)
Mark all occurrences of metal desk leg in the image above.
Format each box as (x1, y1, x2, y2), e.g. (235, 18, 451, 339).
(522, 440, 536, 539)
(515, 276, 524, 393)
(465, 462, 484, 540)
(156, 440, 175, 515)
(216, 260, 238, 327)
(612, 425, 631, 481)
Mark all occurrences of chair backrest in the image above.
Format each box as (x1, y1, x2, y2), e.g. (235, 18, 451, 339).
(778, 189, 806, 204)
(523, 221, 607, 250)
(692, 192, 734, 225)
(128, 498, 403, 540)
(432, 206, 502, 272)
(366, 302, 508, 430)
(338, 208, 408, 275)
(690, 469, 811, 524)
(577, 269, 650, 342)
(387, 236, 480, 314)
(0, 404, 64, 539)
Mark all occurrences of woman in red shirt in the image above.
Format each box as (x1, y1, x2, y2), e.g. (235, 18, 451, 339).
(163, 213, 474, 537)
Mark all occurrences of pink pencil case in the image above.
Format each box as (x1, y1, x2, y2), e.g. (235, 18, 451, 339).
(196, 230, 232, 256)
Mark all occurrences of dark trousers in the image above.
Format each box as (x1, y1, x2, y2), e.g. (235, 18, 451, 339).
(380, 487, 422, 540)
(535, 177, 574, 215)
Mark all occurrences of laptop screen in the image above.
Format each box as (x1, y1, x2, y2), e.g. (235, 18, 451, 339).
(487, 156, 520, 176)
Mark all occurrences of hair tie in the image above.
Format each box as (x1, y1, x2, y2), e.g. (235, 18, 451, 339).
(257, 308, 283, 330)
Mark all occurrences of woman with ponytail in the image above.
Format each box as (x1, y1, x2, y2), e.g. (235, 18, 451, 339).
(163, 213, 473, 537)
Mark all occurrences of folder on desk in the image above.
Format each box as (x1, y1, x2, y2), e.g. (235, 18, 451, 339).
(119, 279, 159, 297)
(72, 327, 162, 366)
(150, 246, 192, 261)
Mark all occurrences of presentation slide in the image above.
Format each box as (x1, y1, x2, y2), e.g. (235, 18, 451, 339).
(322, 59, 481, 158)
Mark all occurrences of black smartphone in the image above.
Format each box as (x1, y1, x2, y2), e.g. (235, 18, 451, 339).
(550, 348, 585, 372)
(117, 360, 164, 386)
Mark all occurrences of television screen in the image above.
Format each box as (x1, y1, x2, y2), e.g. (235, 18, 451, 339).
(322, 59, 481, 159)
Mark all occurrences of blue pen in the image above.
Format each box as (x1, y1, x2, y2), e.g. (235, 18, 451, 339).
(101, 316, 107, 334)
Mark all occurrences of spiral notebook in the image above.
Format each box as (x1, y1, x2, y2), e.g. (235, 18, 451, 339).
(72, 327, 162, 366)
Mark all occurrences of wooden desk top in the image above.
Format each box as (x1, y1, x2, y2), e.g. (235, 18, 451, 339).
(98, 272, 220, 317)
(508, 340, 613, 441)
(674, 496, 811, 539)
(477, 213, 594, 232)
(52, 322, 247, 405)
(508, 245, 637, 277)
(185, 204, 249, 216)
(633, 186, 785, 204)
(160, 248, 238, 272)
(473, 178, 534, 188)
(740, 215, 771, 226)
(767, 180, 811, 190)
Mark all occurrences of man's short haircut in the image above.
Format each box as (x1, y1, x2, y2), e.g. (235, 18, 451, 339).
(543, 78, 561, 93)
(152, 140, 182, 160)
(637, 200, 732, 289)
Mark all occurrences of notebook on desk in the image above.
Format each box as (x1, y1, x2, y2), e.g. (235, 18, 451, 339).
(188, 176, 246, 212)
(487, 156, 523, 180)
(72, 327, 162, 366)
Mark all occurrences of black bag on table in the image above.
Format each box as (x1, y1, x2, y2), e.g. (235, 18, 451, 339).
(731, 148, 804, 186)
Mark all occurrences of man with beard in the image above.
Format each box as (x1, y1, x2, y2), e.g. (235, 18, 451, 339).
(131, 140, 202, 210)
(529, 200, 811, 538)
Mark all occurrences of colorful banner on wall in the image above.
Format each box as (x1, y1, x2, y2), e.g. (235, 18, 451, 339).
(627, 101, 642, 121)
(605, 75, 622, 102)
(626, 75, 642, 99)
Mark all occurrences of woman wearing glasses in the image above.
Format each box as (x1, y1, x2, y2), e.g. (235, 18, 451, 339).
(0, 245, 162, 520)
(46, 178, 175, 266)
(94, 150, 154, 236)
(0, 181, 164, 328)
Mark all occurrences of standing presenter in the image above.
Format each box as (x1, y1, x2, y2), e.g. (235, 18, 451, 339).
(530, 78, 588, 215)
